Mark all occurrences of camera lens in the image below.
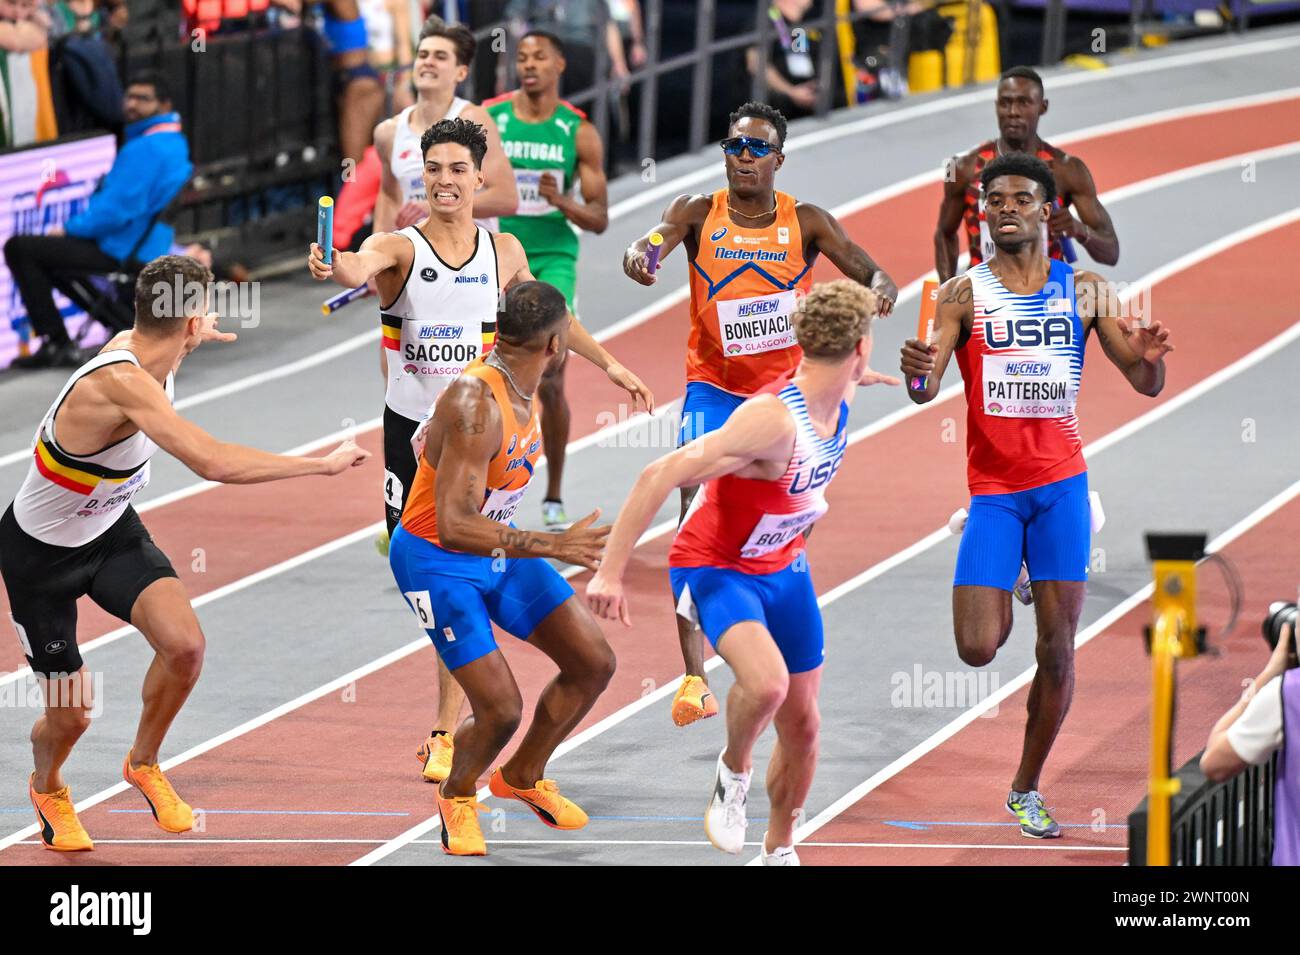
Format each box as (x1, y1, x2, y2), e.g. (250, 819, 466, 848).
(1262, 601, 1298, 650)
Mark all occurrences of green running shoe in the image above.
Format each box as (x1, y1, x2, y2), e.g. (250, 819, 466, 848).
(541, 499, 570, 530)
(1007, 789, 1061, 838)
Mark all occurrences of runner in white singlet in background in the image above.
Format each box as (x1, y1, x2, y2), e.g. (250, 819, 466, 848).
(372, 14, 517, 236)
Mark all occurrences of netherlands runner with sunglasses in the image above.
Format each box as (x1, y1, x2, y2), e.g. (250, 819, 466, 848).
(623, 101, 898, 728)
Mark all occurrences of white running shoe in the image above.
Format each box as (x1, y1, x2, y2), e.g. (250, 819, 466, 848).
(704, 750, 751, 854)
(759, 832, 800, 866)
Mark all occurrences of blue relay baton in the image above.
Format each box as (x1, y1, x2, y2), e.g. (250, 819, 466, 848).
(317, 196, 334, 265)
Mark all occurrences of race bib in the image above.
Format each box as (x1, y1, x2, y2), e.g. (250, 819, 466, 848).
(739, 501, 828, 559)
(982, 354, 1077, 418)
(76, 465, 149, 519)
(481, 485, 527, 525)
(715, 290, 798, 358)
(513, 169, 566, 216)
(404, 175, 425, 205)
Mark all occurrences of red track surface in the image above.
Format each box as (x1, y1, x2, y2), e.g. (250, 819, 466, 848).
(801, 492, 1300, 866)
(2, 99, 1298, 864)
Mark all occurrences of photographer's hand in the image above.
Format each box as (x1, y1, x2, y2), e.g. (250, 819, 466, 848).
(1257, 621, 1294, 687)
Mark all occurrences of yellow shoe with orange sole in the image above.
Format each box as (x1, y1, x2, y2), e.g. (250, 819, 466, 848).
(123, 753, 194, 833)
(487, 768, 589, 830)
(29, 776, 93, 851)
(416, 733, 454, 783)
(671, 674, 719, 727)
(436, 789, 487, 856)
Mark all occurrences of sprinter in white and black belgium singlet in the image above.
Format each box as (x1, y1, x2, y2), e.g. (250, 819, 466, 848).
(378, 221, 500, 531)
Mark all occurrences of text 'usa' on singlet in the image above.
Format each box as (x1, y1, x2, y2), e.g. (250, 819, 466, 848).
(381, 224, 500, 423)
(401, 360, 544, 548)
(670, 380, 848, 574)
(955, 257, 1087, 495)
(12, 350, 173, 548)
(686, 189, 812, 396)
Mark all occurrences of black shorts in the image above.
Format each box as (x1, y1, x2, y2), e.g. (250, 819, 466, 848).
(383, 405, 420, 535)
(0, 504, 177, 676)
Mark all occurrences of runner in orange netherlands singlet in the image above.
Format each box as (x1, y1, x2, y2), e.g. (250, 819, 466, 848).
(386, 282, 619, 858)
(622, 100, 899, 727)
(684, 188, 809, 396)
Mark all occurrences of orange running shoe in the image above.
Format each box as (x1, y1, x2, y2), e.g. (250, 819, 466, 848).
(29, 776, 93, 851)
(487, 768, 588, 830)
(671, 674, 719, 726)
(123, 753, 194, 833)
(416, 733, 455, 783)
(436, 788, 487, 856)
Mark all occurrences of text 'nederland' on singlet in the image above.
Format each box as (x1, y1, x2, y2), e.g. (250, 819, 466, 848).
(12, 351, 173, 548)
(670, 380, 849, 575)
(963, 140, 1074, 269)
(390, 98, 470, 206)
(401, 360, 544, 548)
(381, 223, 500, 423)
(483, 91, 582, 259)
(956, 257, 1087, 496)
(687, 189, 812, 396)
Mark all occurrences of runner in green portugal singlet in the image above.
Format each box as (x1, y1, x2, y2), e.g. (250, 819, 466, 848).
(484, 29, 612, 528)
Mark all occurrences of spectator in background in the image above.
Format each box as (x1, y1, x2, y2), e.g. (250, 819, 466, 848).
(5, 72, 191, 369)
(606, 0, 644, 85)
(746, 0, 825, 121)
(0, 0, 57, 147)
(1201, 621, 1298, 865)
(361, 0, 416, 113)
(506, 0, 622, 98)
(46, 0, 100, 38)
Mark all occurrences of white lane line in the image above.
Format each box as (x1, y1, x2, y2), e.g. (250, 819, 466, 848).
(5, 80, 1294, 473)
(788, 474, 1300, 851)
(605, 44, 1300, 220)
(360, 207, 1300, 867)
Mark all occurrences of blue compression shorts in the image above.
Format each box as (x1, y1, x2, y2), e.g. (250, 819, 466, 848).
(677, 381, 746, 447)
(669, 561, 824, 673)
(388, 525, 574, 670)
(954, 471, 1091, 591)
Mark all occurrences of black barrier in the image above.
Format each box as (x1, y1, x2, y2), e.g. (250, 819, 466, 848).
(1130, 750, 1277, 866)
(122, 15, 338, 269)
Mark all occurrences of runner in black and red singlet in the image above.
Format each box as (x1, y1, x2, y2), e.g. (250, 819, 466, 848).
(934, 66, 1120, 283)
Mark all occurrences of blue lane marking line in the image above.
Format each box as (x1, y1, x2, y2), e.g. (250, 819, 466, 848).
(884, 820, 1129, 831)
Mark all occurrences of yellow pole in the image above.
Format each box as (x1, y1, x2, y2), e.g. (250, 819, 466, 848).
(1146, 608, 1183, 866)
(963, 0, 981, 86)
(836, 0, 857, 106)
(1145, 552, 1200, 865)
